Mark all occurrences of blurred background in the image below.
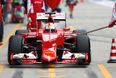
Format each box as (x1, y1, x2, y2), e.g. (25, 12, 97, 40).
(0, 0, 116, 78)
(2, 0, 115, 24)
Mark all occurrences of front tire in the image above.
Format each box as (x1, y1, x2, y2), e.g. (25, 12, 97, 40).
(15, 30, 28, 35)
(73, 29, 87, 35)
(8, 35, 24, 65)
(76, 35, 91, 65)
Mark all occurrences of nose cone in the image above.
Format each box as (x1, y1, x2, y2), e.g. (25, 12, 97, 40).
(42, 50, 56, 62)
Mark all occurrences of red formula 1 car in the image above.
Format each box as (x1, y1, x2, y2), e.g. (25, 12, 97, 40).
(8, 13, 91, 65)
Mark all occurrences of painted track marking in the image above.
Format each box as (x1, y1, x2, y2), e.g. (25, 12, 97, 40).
(48, 64, 65, 78)
(98, 64, 112, 78)
(0, 24, 24, 76)
(48, 64, 56, 78)
(0, 64, 4, 73)
(0, 24, 24, 48)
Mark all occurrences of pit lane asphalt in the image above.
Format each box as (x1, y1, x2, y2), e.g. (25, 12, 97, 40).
(0, 1, 116, 78)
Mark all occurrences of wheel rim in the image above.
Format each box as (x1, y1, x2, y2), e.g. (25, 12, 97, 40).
(10, 51, 13, 62)
(85, 52, 88, 62)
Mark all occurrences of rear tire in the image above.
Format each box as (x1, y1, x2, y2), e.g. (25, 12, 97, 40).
(76, 35, 91, 65)
(73, 29, 87, 35)
(8, 35, 24, 65)
(15, 30, 28, 35)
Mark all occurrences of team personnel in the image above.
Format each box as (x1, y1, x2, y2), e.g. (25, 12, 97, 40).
(23, 0, 27, 14)
(109, 1, 116, 27)
(52, 0, 64, 13)
(27, 0, 45, 29)
(0, 0, 4, 45)
(66, 0, 78, 18)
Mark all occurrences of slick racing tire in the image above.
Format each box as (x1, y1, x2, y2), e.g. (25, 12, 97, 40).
(57, 50, 63, 61)
(15, 29, 28, 35)
(73, 29, 87, 35)
(76, 35, 91, 65)
(8, 35, 24, 65)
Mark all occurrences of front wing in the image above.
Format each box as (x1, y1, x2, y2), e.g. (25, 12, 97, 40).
(11, 51, 87, 64)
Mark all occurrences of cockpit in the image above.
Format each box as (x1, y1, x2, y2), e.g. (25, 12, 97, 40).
(44, 16, 56, 33)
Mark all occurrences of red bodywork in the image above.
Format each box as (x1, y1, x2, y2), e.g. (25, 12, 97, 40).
(41, 30, 64, 62)
(8, 13, 90, 65)
(22, 28, 65, 63)
(21, 26, 85, 64)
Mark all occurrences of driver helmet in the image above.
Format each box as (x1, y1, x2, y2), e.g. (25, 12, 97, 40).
(46, 22, 55, 29)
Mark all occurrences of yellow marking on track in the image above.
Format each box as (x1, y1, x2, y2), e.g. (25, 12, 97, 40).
(38, 69, 63, 73)
(0, 64, 4, 74)
(98, 64, 112, 78)
(48, 64, 65, 78)
(0, 24, 24, 48)
(48, 64, 56, 78)
(39, 76, 65, 78)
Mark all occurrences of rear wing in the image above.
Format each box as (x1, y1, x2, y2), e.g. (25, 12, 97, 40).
(36, 13, 66, 21)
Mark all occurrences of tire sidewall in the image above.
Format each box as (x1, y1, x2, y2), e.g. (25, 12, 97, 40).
(8, 35, 24, 65)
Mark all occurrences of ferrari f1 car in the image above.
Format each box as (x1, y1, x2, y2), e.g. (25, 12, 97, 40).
(8, 13, 91, 65)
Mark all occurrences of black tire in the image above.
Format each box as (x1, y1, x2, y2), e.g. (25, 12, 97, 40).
(57, 50, 63, 61)
(15, 30, 28, 35)
(73, 29, 87, 35)
(76, 35, 91, 65)
(8, 35, 24, 65)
